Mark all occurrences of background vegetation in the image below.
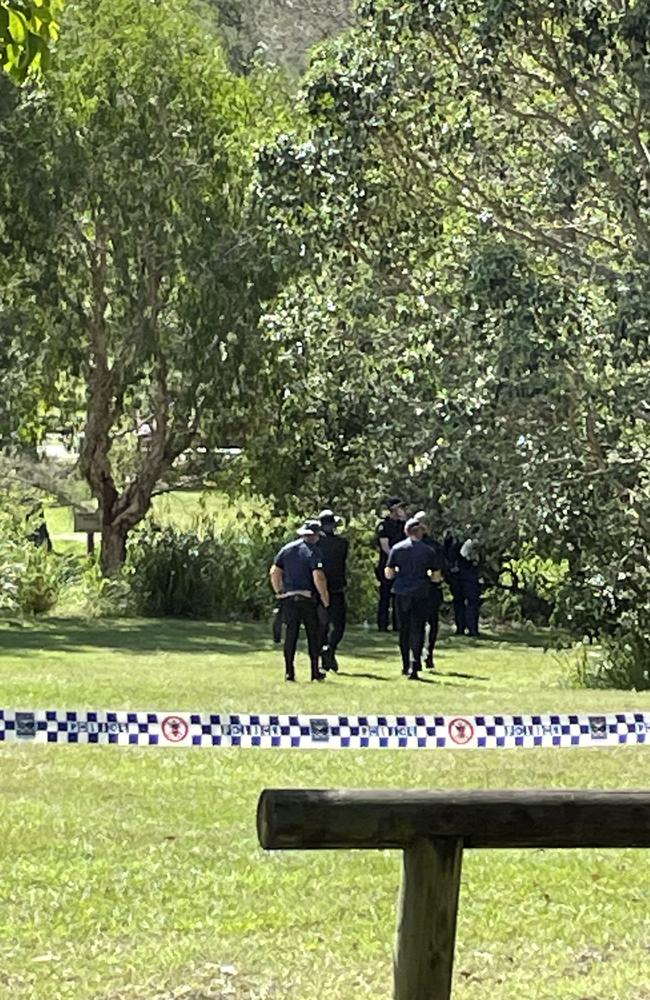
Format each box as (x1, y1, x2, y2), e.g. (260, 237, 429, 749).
(2, 0, 650, 688)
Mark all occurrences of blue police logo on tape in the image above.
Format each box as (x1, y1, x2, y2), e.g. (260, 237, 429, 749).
(15, 712, 36, 739)
(309, 718, 330, 742)
(588, 716, 607, 740)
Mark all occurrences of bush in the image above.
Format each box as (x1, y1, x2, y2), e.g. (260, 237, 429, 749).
(0, 509, 72, 615)
(488, 548, 567, 626)
(61, 558, 133, 617)
(569, 624, 650, 691)
(127, 513, 380, 623)
(128, 524, 225, 618)
(127, 514, 291, 620)
(345, 522, 378, 625)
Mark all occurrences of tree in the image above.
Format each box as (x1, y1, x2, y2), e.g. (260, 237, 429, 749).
(254, 0, 650, 638)
(212, 0, 353, 73)
(0, 0, 290, 572)
(1, 0, 62, 81)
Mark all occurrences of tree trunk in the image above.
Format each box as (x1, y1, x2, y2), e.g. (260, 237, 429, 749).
(100, 520, 128, 575)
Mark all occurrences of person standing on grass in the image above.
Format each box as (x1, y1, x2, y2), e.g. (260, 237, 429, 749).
(317, 508, 349, 673)
(385, 516, 443, 679)
(375, 497, 407, 631)
(444, 528, 481, 637)
(269, 521, 329, 682)
(412, 510, 444, 671)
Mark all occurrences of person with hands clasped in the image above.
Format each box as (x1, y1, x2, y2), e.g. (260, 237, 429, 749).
(269, 521, 330, 683)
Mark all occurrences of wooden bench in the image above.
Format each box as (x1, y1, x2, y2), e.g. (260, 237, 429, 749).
(257, 789, 650, 1000)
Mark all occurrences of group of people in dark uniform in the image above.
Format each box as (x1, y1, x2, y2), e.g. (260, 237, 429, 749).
(269, 500, 480, 682)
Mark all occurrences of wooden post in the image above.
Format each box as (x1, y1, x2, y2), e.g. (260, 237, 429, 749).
(86, 532, 95, 557)
(393, 838, 463, 1000)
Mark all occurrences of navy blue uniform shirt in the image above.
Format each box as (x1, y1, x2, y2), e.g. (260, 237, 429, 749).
(274, 539, 324, 593)
(386, 537, 441, 597)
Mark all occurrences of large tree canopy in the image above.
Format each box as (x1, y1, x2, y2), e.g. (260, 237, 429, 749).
(254, 0, 650, 631)
(1, 0, 290, 571)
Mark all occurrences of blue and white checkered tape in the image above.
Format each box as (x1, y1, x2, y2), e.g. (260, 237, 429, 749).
(0, 710, 648, 749)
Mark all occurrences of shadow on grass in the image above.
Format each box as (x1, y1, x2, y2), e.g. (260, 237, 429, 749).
(337, 671, 392, 682)
(0, 617, 268, 657)
(478, 627, 570, 649)
(435, 670, 489, 681)
(0, 615, 566, 661)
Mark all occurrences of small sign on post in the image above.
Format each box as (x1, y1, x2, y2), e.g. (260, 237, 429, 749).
(73, 509, 101, 556)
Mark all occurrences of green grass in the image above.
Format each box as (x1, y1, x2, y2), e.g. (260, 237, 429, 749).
(44, 491, 264, 559)
(44, 492, 267, 542)
(1, 619, 650, 1000)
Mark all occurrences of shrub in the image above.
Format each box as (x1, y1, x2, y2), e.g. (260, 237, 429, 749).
(570, 625, 650, 691)
(128, 524, 225, 618)
(0, 509, 72, 615)
(127, 512, 292, 620)
(61, 557, 133, 617)
(345, 522, 378, 625)
(127, 513, 380, 623)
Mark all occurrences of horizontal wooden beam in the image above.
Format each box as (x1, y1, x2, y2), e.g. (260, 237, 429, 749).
(257, 789, 650, 850)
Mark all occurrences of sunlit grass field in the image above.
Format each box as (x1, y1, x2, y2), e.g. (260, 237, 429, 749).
(1, 618, 649, 999)
(44, 491, 266, 553)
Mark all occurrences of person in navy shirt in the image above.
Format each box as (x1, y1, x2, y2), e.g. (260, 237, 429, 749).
(385, 517, 442, 678)
(269, 521, 330, 682)
(413, 510, 445, 670)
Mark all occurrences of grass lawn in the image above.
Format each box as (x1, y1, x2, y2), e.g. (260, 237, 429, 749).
(1, 618, 650, 1000)
(44, 491, 266, 554)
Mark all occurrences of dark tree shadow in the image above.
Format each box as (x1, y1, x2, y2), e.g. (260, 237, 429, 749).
(473, 627, 571, 650)
(0, 616, 566, 661)
(434, 670, 489, 681)
(337, 671, 392, 682)
(0, 617, 268, 657)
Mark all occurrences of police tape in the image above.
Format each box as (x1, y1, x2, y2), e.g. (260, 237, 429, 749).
(0, 710, 649, 749)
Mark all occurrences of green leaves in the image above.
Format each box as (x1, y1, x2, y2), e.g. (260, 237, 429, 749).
(251, 0, 650, 646)
(0, 0, 62, 82)
(0, 0, 293, 569)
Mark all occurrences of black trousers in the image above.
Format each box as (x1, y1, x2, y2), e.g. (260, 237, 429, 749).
(377, 576, 397, 631)
(448, 570, 480, 636)
(395, 592, 430, 674)
(282, 596, 321, 678)
(426, 586, 443, 656)
(322, 591, 347, 653)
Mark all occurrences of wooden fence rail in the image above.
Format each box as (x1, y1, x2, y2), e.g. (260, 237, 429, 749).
(257, 789, 650, 1000)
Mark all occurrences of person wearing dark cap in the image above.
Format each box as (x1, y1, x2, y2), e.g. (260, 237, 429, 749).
(385, 517, 443, 679)
(413, 510, 444, 670)
(317, 508, 349, 672)
(375, 497, 407, 631)
(269, 521, 330, 682)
